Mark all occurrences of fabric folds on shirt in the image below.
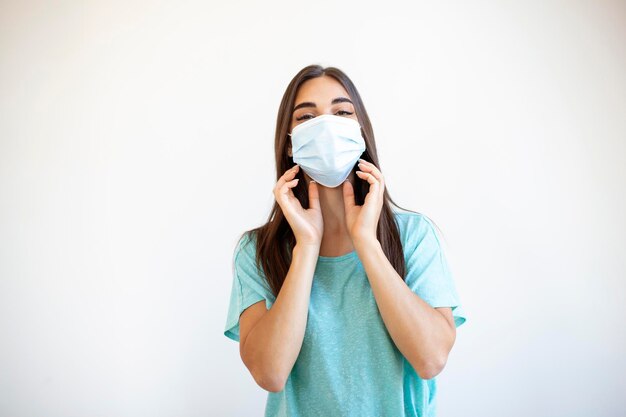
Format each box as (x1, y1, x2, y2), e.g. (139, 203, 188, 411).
(224, 209, 467, 417)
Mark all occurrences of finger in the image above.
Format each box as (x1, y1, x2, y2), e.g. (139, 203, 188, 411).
(355, 171, 379, 194)
(342, 179, 356, 211)
(362, 170, 383, 200)
(357, 160, 383, 183)
(281, 164, 300, 182)
(357, 162, 384, 198)
(279, 178, 299, 195)
(275, 164, 300, 191)
(308, 180, 320, 210)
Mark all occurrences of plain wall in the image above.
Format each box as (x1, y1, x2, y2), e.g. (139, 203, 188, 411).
(1, 0, 625, 416)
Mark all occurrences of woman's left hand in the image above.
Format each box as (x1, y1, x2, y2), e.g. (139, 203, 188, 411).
(343, 158, 385, 244)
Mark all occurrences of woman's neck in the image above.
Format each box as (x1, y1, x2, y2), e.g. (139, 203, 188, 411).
(313, 175, 356, 256)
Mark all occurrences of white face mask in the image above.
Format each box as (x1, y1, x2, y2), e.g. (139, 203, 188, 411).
(288, 114, 366, 188)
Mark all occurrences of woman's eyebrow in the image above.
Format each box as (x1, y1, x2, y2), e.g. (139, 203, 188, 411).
(292, 97, 353, 112)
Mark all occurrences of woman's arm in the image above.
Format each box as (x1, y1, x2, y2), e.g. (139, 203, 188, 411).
(239, 243, 319, 392)
(354, 238, 456, 380)
(344, 159, 456, 380)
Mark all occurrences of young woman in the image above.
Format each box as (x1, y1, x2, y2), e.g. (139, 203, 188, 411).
(224, 64, 467, 417)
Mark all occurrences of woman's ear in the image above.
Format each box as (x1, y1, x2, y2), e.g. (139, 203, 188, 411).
(287, 144, 292, 157)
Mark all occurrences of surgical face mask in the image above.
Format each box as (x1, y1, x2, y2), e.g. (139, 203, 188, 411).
(287, 114, 366, 188)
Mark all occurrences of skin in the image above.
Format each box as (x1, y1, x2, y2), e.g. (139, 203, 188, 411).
(286, 75, 360, 257)
(239, 75, 457, 392)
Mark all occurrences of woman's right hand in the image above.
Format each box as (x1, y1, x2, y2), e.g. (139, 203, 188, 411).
(273, 164, 323, 247)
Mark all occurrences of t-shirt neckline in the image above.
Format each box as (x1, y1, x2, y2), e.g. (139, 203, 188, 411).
(317, 250, 358, 263)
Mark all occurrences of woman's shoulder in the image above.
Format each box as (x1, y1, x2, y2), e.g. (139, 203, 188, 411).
(232, 229, 261, 262)
(391, 208, 446, 252)
(391, 208, 435, 233)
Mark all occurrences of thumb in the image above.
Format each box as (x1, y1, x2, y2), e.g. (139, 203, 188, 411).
(342, 179, 355, 212)
(308, 180, 320, 210)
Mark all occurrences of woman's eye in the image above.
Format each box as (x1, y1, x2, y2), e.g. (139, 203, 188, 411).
(295, 110, 353, 121)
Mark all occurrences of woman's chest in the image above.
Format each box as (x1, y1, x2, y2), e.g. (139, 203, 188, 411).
(301, 262, 401, 360)
(289, 261, 404, 390)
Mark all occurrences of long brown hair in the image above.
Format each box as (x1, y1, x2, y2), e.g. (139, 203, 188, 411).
(240, 64, 431, 297)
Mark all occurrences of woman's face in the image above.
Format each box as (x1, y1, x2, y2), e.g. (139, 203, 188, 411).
(288, 75, 358, 158)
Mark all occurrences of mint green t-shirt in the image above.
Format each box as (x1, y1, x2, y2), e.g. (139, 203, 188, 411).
(224, 210, 467, 417)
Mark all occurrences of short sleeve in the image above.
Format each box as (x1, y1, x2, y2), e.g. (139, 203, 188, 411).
(403, 214, 467, 328)
(224, 232, 276, 342)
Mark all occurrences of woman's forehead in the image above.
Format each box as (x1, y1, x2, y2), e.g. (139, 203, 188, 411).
(294, 76, 351, 104)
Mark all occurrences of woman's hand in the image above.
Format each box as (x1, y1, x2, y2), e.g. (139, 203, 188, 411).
(342, 158, 384, 244)
(274, 164, 323, 247)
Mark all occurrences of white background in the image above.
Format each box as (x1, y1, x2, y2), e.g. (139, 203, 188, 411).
(1, 1, 625, 416)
